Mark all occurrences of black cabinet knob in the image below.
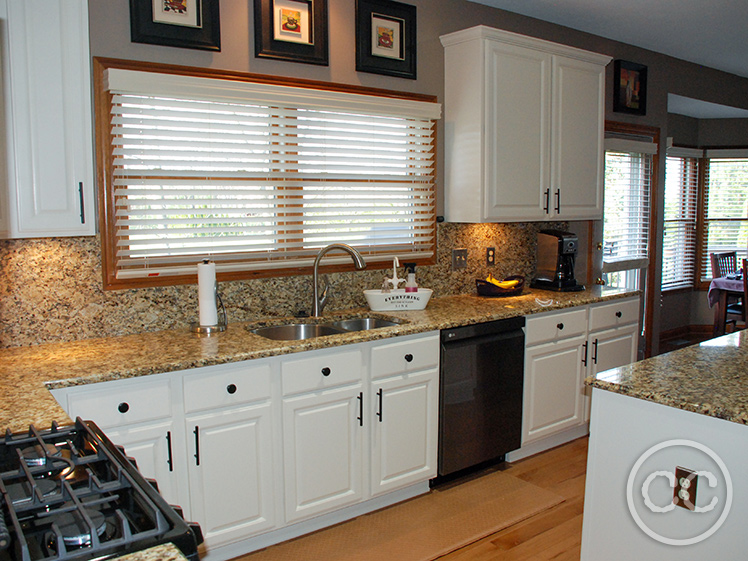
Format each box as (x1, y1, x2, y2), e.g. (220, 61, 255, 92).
(404, 353, 413, 363)
(615, 311, 623, 318)
(321, 367, 331, 376)
(227, 384, 237, 394)
(118, 402, 130, 413)
(557, 323, 564, 330)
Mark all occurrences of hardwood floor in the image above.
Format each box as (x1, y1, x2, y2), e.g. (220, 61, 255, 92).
(440, 437, 588, 560)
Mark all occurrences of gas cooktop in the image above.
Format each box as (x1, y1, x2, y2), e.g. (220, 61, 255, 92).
(0, 419, 202, 561)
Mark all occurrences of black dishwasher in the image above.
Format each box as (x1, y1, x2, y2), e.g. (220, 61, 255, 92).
(438, 316, 525, 478)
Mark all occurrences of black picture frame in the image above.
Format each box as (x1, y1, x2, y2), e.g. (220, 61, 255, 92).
(356, 0, 416, 80)
(254, 0, 329, 66)
(613, 60, 647, 115)
(129, 0, 220, 51)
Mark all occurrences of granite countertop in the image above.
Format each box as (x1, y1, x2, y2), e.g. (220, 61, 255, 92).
(586, 329, 748, 426)
(1, 287, 634, 433)
(115, 544, 187, 561)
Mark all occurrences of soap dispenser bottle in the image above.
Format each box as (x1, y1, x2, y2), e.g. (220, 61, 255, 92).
(404, 262, 418, 293)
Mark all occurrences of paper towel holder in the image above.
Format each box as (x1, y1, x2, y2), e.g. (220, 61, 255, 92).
(191, 291, 228, 335)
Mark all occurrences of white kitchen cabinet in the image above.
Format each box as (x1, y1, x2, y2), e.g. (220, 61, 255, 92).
(515, 297, 641, 459)
(440, 26, 610, 222)
(49, 375, 185, 507)
(522, 309, 588, 444)
(0, 0, 96, 238)
(50, 332, 440, 559)
(186, 403, 276, 547)
(370, 333, 439, 497)
(282, 384, 365, 523)
(369, 370, 438, 497)
(182, 361, 276, 548)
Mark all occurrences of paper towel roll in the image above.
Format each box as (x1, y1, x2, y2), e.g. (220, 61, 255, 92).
(198, 260, 218, 327)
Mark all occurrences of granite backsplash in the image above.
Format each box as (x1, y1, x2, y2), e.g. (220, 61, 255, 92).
(0, 221, 565, 348)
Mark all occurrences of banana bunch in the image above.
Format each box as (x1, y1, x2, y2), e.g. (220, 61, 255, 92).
(485, 274, 520, 289)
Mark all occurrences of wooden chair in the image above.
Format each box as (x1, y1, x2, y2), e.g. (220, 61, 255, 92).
(710, 251, 739, 278)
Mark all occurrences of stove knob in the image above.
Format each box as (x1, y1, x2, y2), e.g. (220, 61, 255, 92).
(118, 402, 130, 413)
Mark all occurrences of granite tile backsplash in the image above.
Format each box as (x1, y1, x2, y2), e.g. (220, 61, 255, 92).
(0, 222, 565, 348)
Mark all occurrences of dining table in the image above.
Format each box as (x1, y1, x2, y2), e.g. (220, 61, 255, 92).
(708, 275, 745, 336)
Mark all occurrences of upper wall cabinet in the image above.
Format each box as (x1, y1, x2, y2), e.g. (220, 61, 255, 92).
(440, 26, 611, 223)
(0, 0, 95, 238)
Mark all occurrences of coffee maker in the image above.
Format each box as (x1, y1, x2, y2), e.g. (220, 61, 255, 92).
(531, 229, 585, 292)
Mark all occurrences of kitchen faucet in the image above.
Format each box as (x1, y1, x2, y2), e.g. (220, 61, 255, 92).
(311, 243, 366, 316)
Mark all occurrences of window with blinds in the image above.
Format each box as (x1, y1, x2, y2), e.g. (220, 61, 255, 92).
(602, 141, 654, 286)
(701, 152, 748, 280)
(662, 152, 699, 290)
(98, 63, 440, 288)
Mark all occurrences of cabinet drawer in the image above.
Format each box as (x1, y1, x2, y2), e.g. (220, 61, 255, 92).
(66, 376, 172, 429)
(183, 360, 272, 414)
(282, 348, 363, 396)
(371, 333, 439, 380)
(525, 308, 587, 346)
(588, 298, 640, 332)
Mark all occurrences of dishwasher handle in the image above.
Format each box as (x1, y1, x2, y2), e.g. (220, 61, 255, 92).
(441, 316, 525, 343)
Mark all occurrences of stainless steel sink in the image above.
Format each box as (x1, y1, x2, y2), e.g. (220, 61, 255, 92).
(250, 323, 345, 341)
(249, 315, 404, 341)
(330, 317, 401, 332)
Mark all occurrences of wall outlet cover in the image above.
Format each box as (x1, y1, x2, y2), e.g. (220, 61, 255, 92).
(486, 247, 495, 266)
(452, 248, 468, 270)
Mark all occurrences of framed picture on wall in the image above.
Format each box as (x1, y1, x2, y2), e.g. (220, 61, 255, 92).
(613, 60, 647, 115)
(129, 0, 221, 51)
(355, 0, 416, 79)
(254, 0, 329, 65)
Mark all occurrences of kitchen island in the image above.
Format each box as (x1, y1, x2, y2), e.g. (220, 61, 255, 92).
(581, 330, 748, 559)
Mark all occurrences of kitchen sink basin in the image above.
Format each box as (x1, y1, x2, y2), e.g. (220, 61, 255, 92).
(329, 317, 401, 331)
(250, 323, 345, 340)
(249, 315, 405, 341)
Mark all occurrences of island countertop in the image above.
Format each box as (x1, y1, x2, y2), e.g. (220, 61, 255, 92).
(586, 329, 748, 426)
(2, 287, 635, 433)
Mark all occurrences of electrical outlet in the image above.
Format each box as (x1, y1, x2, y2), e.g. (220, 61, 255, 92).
(486, 247, 496, 266)
(673, 466, 698, 511)
(452, 248, 467, 270)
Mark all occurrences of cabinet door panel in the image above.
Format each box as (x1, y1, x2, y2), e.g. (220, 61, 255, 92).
(106, 421, 182, 508)
(552, 56, 605, 219)
(523, 335, 586, 443)
(590, 325, 638, 376)
(484, 41, 550, 221)
(186, 404, 275, 548)
(2, 0, 95, 237)
(371, 370, 438, 496)
(282, 385, 364, 524)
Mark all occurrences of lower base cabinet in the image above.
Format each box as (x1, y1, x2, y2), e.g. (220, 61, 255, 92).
(51, 331, 439, 558)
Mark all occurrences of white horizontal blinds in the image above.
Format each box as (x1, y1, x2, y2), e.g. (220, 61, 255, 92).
(602, 145, 653, 273)
(701, 153, 748, 280)
(662, 155, 699, 290)
(106, 69, 440, 279)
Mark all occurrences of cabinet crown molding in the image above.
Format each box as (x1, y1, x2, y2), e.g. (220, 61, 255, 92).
(440, 25, 612, 66)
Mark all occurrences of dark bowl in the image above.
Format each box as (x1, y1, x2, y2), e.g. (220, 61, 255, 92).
(476, 275, 525, 297)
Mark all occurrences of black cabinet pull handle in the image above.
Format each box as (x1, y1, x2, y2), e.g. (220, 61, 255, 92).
(377, 388, 383, 422)
(166, 431, 174, 472)
(615, 311, 623, 318)
(227, 383, 237, 394)
(78, 182, 85, 224)
(582, 341, 588, 367)
(194, 426, 200, 466)
(404, 353, 413, 363)
(357, 392, 364, 427)
(118, 402, 129, 413)
(592, 339, 599, 364)
(554, 189, 561, 214)
(321, 367, 331, 376)
(543, 188, 550, 213)
(557, 323, 564, 330)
